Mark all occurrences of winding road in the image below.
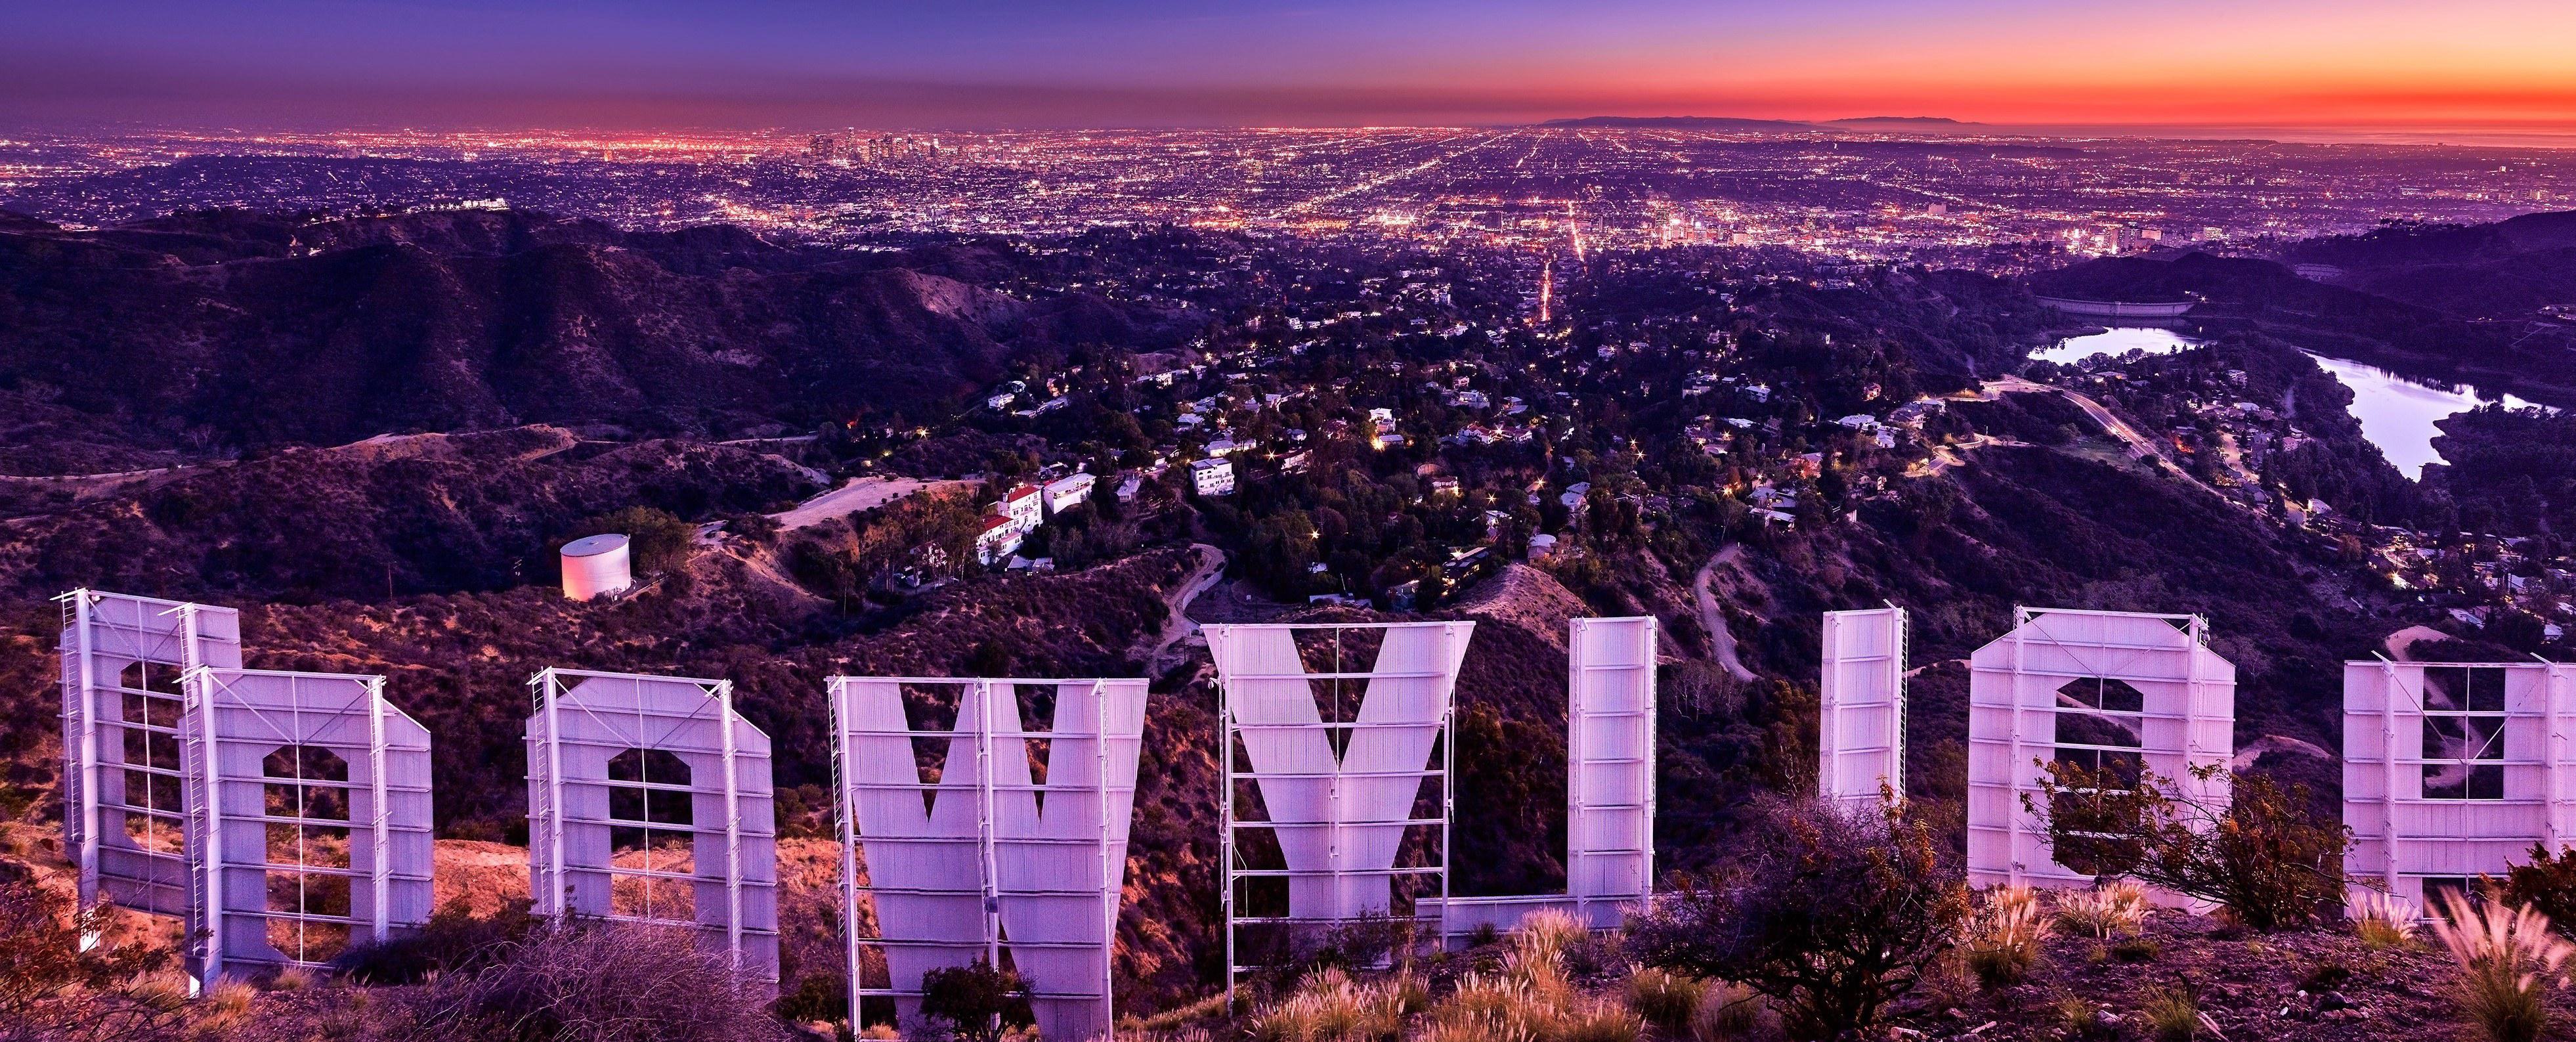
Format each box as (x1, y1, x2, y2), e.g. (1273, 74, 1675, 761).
(1691, 545, 1760, 682)
(1140, 544, 1228, 674)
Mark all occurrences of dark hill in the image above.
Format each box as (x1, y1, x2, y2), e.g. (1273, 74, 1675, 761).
(0, 208, 1201, 469)
(2030, 250, 2576, 404)
(2277, 210, 2576, 322)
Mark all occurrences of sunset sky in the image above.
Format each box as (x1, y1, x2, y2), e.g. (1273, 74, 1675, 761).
(7, 0, 2575, 131)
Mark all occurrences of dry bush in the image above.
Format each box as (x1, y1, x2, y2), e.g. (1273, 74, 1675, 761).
(408, 921, 785, 1042)
(1624, 799, 1967, 1041)
(1513, 909, 1588, 970)
(1685, 982, 1772, 1042)
(2499, 843, 2576, 940)
(1551, 999, 1644, 1042)
(0, 870, 187, 1042)
(2137, 980, 2202, 1041)
(1432, 972, 1552, 1042)
(2346, 889, 2420, 949)
(1623, 968, 1704, 1034)
(1961, 886, 2050, 988)
(1247, 966, 1410, 1042)
(2032, 763, 2345, 930)
(2430, 892, 2575, 1042)
(2053, 880, 2149, 940)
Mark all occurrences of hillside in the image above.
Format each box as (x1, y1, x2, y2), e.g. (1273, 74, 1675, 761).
(0, 207, 1201, 471)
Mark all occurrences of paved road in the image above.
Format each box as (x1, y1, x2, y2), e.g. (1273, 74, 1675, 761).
(768, 475, 976, 532)
(1691, 545, 1760, 682)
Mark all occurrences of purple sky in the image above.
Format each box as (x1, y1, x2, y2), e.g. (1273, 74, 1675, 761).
(7, 1, 2574, 130)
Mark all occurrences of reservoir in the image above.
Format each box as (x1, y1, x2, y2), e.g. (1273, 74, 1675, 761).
(2304, 353, 2547, 479)
(2033, 326, 2202, 366)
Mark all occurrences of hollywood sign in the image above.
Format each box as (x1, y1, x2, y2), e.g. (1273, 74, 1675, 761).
(68, 580, 2565, 1016)
(55, 590, 1658, 1034)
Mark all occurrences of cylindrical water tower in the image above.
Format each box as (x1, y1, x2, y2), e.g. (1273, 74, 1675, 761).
(560, 534, 634, 600)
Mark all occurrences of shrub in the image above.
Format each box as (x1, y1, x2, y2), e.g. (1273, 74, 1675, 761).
(2052, 996, 2117, 1041)
(337, 899, 540, 984)
(2030, 762, 2346, 930)
(1625, 968, 1705, 1034)
(2499, 843, 2576, 939)
(1686, 983, 1769, 1042)
(2110, 936, 2162, 963)
(1961, 887, 2050, 988)
(2346, 890, 2419, 949)
(1624, 798, 1969, 1041)
(919, 959, 1034, 1042)
(0, 871, 184, 1042)
(408, 921, 785, 1042)
(1249, 965, 1415, 1042)
(2138, 980, 2202, 1041)
(1513, 909, 1589, 976)
(1554, 999, 1646, 1042)
(2429, 892, 2575, 1042)
(1431, 972, 1551, 1042)
(565, 506, 697, 575)
(2054, 880, 2149, 939)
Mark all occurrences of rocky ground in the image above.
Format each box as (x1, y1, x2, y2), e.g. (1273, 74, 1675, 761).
(1887, 909, 2465, 1042)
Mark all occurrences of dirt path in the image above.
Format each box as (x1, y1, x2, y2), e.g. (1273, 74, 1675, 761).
(768, 475, 975, 532)
(1140, 544, 1228, 674)
(1692, 545, 1759, 682)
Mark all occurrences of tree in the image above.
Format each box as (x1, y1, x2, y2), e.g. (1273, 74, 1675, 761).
(2030, 762, 2346, 930)
(1623, 796, 1968, 1041)
(918, 959, 1032, 1042)
(565, 506, 698, 575)
(0, 869, 181, 1042)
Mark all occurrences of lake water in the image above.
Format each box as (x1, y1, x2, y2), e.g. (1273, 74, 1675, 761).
(2032, 327, 2203, 366)
(2303, 353, 2548, 479)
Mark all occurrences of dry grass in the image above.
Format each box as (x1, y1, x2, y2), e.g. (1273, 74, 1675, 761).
(2137, 980, 2202, 1042)
(2347, 889, 2420, 950)
(1622, 968, 1704, 1034)
(2429, 892, 2575, 1042)
(1962, 886, 2051, 988)
(1249, 966, 1415, 1042)
(2053, 881, 2150, 940)
(1511, 909, 1590, 976)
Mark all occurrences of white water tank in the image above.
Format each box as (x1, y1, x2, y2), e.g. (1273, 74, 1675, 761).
(560, 534, 633, 601)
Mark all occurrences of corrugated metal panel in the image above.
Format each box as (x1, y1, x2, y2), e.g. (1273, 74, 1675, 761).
(60, 590, 243, 919)
(1567, 617, 1656, 924)
(181, 668, 432, 982)
(1966, 607, 2234, 892)
(2343, 660, 2575, 912)
(1210, 621, 1470, 993)
(525, 669, 779, 991)
(1819, 607, 1906, 808)
(833, 676, 1149, 1042)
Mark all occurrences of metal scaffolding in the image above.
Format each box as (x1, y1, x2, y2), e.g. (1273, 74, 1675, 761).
(1209, 620, 1471, 1001)
(2343, 657, 2576, 913)
(182, 667, 433, 982)
(525, 668, 779, 989)
(830, 676, 1147, 1041)
(1966, 607, 2235, 892)
(1421, 617, 1659, 939)
(1820, 605, 1908, 808)
(59, 590, 243, 921)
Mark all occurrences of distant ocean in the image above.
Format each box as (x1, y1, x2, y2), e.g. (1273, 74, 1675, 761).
(1998, 123, 2576, 150)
